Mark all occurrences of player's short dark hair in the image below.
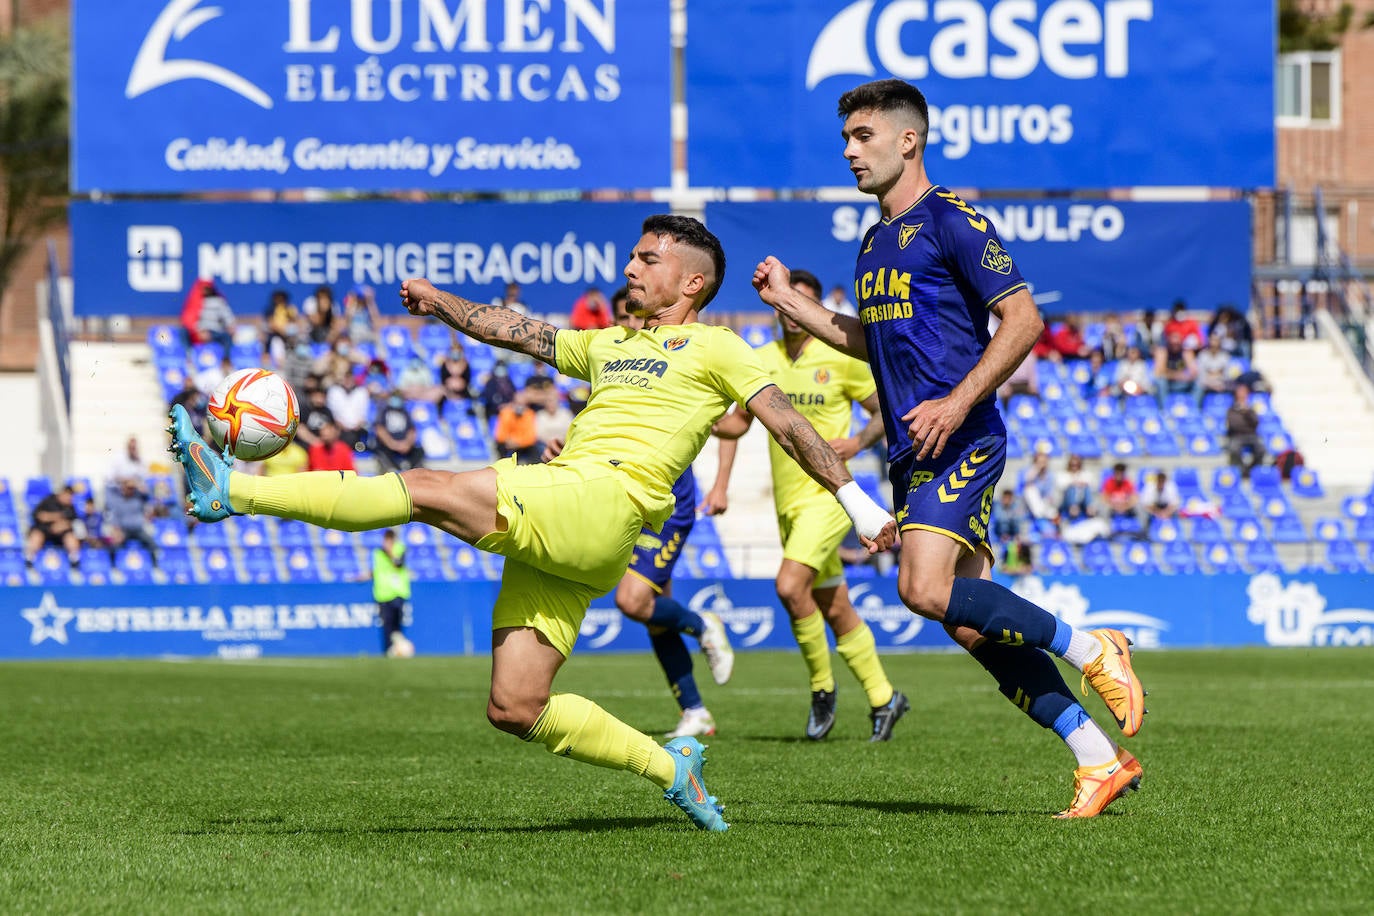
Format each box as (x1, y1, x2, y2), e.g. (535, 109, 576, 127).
(642, 214, 726, 308)
(838, 79, 929, 146)
(610, 285, 629, 307)
(788, 269, 823, 300)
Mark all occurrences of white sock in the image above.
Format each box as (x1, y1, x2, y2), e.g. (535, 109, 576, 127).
(1062, 630, 1103, 670)
(1063, 719, 1118, 768)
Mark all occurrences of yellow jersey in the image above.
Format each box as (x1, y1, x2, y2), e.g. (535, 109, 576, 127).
(755, 338, 877, 516)
(555, 323, 773, 529)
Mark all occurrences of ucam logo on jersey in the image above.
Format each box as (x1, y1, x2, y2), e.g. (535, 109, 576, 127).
(686, 0, 1273, 189)
(73, 0, 670, 191)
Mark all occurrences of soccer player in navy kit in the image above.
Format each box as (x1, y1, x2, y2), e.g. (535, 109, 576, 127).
(754, 79, 1147, 817)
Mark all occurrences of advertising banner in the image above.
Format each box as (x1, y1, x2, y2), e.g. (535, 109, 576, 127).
(69, 199, 659, 317)
(4, 573, 1371, 661)
(72, 1, 670, 191)
(686, 0, 1274, 189)
(704, 199, 1251, 314)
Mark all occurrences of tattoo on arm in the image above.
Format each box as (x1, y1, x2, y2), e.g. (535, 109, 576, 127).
(428, 289, 559, 365)
(760, 387, 849, 494)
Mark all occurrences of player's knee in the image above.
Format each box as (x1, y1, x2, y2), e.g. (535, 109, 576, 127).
(898, 578, 950, 620)
(485, 693, 541, 736)
(774, 576, 812, 612)
(615, 590, 653, 623)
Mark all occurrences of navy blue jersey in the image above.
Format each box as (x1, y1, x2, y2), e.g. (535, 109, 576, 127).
(854, 186, 1025, 463)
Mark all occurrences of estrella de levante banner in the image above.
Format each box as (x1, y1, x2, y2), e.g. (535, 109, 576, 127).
(704, 198, 1251, 314)
(686, 0, 1274, 189)
(72, 0, 670, 191)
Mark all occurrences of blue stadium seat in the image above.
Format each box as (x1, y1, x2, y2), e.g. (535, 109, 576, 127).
(1121, 541, 1161, 575)
(234, 517, 270, 549)
(148, 323, 183, 357)
(159, 547, 195, 583)
(1249, 465, 1282, 495)
(403, 523, 436, 547)
(153, 517, 189, 548)
(1220, 492, 1257, 521)
(1211, 466, 1243, 496)
(358, 528, 387, 549)
(1260, 494, 1294, 520)
(0, 547, 28, 585)
(79, 548, 114, 585)
(324, 545, 361, 580)
(1143, 432, 1180, 457)
(1290, 467, 1324, 499)
(419, 426, 455, 462)
(406, 544, 446, 581)
(688, 545, 732, 578)
(1081, 540, 1118, 575)
(407, 399, 440, 427)
(319, 528, 356, 549)
(1026, 435, 1063, 458)
(230, 342, 262, 369)
(1232, 518, 1265, 543)
(1148, 516, 1183, 544)
(1201, 392, 1231, 416)
(1269, 514, 1307, 544)
(0, 477, 14, 517)
(146, 475, 180, 513)
(33, 549, 72, 585)
(448, 542, 487, 580)
(1004, 434, 1025, 460)
(1189, 516, 1226, 544)
(1110, 514, 1143, 538)
(1063, 433, 1103, 460)
(1185, 434, 1222, 457)
(1037, 539, 1079, 576)
(1107, 435, 1139, 458)
(1203, 542, 1243, 574)
(0, 518, 21, 551)
(1313, 517, 1346, 542)
(1242, 539, 1283, 573)
(1265, 432, 1295, 455)
(1161, 540, 1199, 575)
(1325, 538, 1365, 573)
(417, 324, 454, 356)
(739, 323, 774, 348)
(276, 519, 315, 547)
(188, 521, 228, 548)
(24, 476, 52, 513)
(193, 343, 225, 371)
(115, 546, 156, 583)
(380, 325, 415, 358)
(242, 547, 279, 583)
(1163, 394, 1199, 420)
(159, 364, 188, 401)
(283, 546, 323, 581)
(200, 547, 240, 583)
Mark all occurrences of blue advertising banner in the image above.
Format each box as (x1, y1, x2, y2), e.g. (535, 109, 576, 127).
(686, 0, 1274, 189)
(705, 199, 1251, 314)
(4, 573, 1371, 661)
(72, 1, 669, 191)
(69, 199, 659, 317)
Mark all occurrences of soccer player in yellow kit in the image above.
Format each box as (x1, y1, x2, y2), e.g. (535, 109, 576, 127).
(167, 215, 898, 832)
(708, 270, 908, 741)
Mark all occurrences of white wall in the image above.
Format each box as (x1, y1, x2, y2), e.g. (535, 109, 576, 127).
(0, 372, 43, 482)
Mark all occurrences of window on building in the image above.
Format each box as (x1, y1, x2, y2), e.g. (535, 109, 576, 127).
(1277, 52, 1340, 126)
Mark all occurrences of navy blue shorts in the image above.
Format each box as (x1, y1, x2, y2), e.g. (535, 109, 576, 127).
(626, 511, 694, 592)
(889, 433, 1006, 556)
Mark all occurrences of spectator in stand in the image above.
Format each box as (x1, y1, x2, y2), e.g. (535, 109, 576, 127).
(372, 391, 425, 472)
(1098, 314, 1130, 361)
(169, 375, 209, 435)
(1100, 462, 1139, 523)
(360, 356, 392, 399)
(1163, 299, 1203, 351)
(1056, 454, 1097, 524)
(1115, 344, 1154, 401)
(1137, 308, 1165, 352)
(824, 284, 858, 317)
(530, 377, 573, 453)
(195, 355, 234, 397)
(493, 390, 542, 464)
(262, 439, 309, 476)
(1043, 317, 1090, 363)
(296, 383, 333, 452)
(280, 335, 315, 396)
(304, 290, 337, 344)
(1019, 450, 1059, 525)
(25, 485, 81, 569)
(991, 489, 1034, 576)
(103, 477, 160, 565)
(179, 278, 218, 346)
(1195, 334, 1233, 406)
(1139, 470, 1181, 532)
(196, 285, 236, 352)
(78, 495, 108, 554)
(325, 368, 372, 452)
(320, 334, 363, 383)
(1081, 348, 1115, 400)
(492, 281, 528, 316)
(1225, 383, 1265, 477)
(438, 346, 473, 413)
(108, 436, 148, 487)
(396, 353, 442, 404)
(478, 360, 518, 421)
(1153, 332, 1199, 408)
(342, 284, 381, 345)
(1207, 303, 1253, 362)
(263, 289, 301, 359)
(570, 286, 613, 330)
(307, 420, 356, 472)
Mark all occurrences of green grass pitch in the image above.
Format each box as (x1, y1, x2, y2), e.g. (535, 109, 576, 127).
(1, 648, 1370, 914)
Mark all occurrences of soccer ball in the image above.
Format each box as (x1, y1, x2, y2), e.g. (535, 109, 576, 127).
(206, 368, 299, 461)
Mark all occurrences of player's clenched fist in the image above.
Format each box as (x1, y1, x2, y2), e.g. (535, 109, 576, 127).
(400, 277, 439, 317)
(751, 256, 793, 306)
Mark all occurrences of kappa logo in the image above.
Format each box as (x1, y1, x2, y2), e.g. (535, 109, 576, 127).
(1246, 573, 1374, 647)
(578, 608, 624, 649)
(688, 585, 775, 647)
(897, 222, 923, 250)
(981, 239, 1014, 275)
(1012, 576, 1169, 649)
(127, 0, 272, 109)
(850, 584, 924, 645)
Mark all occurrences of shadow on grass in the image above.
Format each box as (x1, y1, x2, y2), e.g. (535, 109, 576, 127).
(174, 816, 670, 836)
(815, 798, 1016, 817)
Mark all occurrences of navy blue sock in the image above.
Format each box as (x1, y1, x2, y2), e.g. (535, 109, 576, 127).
(944, 578, 1073, 655)
(649, 629, 702, 712)
(967, 640, 1076, 729)
(649, 595, 705, 638)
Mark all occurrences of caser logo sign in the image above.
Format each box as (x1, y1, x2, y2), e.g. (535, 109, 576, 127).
(127, 0, 273, 108)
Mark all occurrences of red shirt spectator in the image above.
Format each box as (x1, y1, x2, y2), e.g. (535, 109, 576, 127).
(569, 287, 612, 330)
(1047, 319, 1089, 361)
(1100, 463, 1138, 518)
(1164, 300, 1203, 350)
(307, 422, 356, 472)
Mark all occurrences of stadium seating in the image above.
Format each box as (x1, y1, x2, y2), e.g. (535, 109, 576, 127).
(1038, 540, 1079, 576)
(115, 547, 156, 583)
(1122, 541, 1161, 575)
(1161, 540, 1200, 574)
(1081, 540, 1118, 575)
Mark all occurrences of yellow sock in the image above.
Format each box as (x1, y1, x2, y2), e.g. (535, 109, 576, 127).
(229, 471, 411, 531)
(525, 693, 676, 790)
(791, 611, 835, 693)
(836, 622, 894, 708)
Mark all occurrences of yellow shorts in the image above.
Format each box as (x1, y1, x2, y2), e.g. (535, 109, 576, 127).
(778, 496, 850, 589)
(476, 458, 642, 656)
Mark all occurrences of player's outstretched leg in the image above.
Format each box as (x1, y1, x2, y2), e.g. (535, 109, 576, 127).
(649, 628, 716, 738)
(166, 404, 235, 522)
(1079, 629, 1147, 737)
(662, 737, 728, 832)
(649, 595, 733, 685)
(1055, 747, 1143, 819)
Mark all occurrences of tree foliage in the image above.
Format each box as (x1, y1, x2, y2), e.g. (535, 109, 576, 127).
(0, 16, 69, 305)
(1278, 0, 1359, 52)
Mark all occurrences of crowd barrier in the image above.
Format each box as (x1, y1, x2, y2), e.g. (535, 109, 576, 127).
(4, 573, 1372, 662)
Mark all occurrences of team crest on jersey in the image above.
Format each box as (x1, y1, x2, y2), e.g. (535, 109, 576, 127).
(981, 239, 1014, 275)
(813, 369, 830, 384)
(662, 337, 689, 351)
(897, 222, 923, 250)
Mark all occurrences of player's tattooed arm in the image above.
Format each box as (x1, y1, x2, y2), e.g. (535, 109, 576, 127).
(400, 277, 558, 366)
(747, 385, 852, 494)
(753, 256, 868, 361)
